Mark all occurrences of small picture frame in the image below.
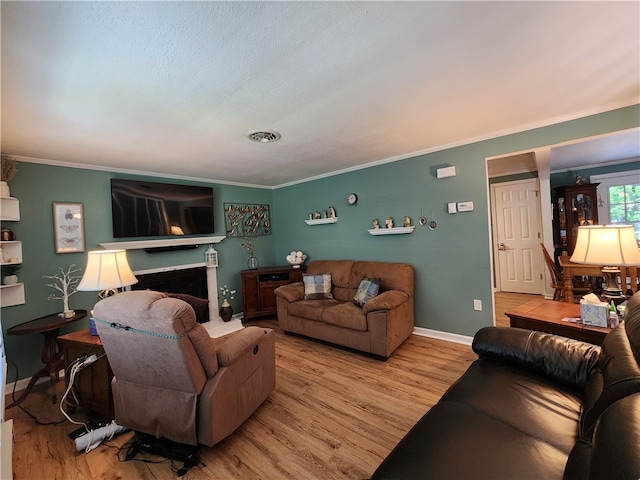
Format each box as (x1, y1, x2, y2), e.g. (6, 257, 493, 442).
(53, 202, 85, 253)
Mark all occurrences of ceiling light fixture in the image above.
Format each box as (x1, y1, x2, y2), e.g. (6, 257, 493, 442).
(248, 131, 281, 143)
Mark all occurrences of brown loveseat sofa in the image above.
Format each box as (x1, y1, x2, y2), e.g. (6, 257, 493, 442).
(274, 260, 414, 358)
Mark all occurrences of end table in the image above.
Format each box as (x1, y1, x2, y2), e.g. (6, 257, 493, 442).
(57, 328, 114, 420)
(6, 310, 86, 408)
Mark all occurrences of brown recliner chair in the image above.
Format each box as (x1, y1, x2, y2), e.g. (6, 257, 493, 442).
(93, 290, 275, 447)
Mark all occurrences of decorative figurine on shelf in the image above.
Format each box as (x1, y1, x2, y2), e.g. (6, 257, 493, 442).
(315, 211, 321, 219)
(385, 217, 394, 229)
(403, 216, 411, 227)
(372, 218, 380, 229)
(309, 213, 314, 220)
(329, 206, 337, 218)
(575, 174, 587, 185)
(323, 210, 328, 218)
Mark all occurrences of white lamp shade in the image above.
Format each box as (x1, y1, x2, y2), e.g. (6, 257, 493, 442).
(77, 249, 138, 291)
(571, 225, 640, 266)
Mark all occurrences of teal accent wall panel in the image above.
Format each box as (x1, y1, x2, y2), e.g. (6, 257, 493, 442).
(274, 105, 640, 337)
(2, 163, 274, 382)
(551, 158, 640, 190)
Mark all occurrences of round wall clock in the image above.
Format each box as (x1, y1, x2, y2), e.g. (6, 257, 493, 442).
(346, 193, 358, 205)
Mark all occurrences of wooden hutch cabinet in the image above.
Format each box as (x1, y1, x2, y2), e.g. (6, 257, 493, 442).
(241, 266, 304, 320)
(554, 183, 599, 258)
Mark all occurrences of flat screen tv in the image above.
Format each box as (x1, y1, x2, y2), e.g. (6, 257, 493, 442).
(111, 179, 214, 238)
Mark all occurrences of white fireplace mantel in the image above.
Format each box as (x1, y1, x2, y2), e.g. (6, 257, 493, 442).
(130, 259, 243, 338)
(99, 235, 225, 250)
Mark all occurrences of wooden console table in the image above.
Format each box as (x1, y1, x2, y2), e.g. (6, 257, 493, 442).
(505, 298, 610, 345)
(558, 256, 603, 304)
(241, 266, 304, 320)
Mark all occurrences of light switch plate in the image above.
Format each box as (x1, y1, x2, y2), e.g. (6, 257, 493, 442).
(448, 202, 457, 214)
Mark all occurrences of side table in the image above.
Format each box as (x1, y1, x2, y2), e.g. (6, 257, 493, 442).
(58, 328, 114, 420)
(6, 310, 87, 408)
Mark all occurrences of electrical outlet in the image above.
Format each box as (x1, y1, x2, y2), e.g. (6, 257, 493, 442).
(473, 299, 482, 311)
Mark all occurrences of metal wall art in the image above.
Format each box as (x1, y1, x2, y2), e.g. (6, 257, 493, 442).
(223, 203, 271, 237)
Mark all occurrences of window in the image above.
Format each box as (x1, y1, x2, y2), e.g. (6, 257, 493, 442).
(592, 170, 640, 243)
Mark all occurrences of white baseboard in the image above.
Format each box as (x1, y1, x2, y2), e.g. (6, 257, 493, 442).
(412, 326, 473, 346)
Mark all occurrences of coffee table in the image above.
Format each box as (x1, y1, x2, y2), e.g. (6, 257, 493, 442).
(505, 299, 610, 345)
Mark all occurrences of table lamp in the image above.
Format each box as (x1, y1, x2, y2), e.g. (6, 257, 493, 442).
(570, 225, 640, 303)
(78, 249, 138, 334)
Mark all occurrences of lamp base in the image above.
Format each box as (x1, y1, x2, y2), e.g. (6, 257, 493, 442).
(601, 267, 626, 306)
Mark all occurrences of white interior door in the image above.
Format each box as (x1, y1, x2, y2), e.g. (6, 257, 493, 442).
(492, 179, 544, 294)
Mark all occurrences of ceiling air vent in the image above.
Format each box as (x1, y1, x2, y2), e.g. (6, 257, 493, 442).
(248, 131, 281, 143)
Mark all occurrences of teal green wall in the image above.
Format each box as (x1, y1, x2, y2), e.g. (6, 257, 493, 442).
(551, 158, 640, 190)
(2, 104, 639, 383)
(273, 105, 640, 335)
(2, 163, 275, 383)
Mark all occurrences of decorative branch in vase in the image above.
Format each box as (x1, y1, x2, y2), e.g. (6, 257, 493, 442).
(0, 155, 18, 197)
(219, 284, 236, 322)
(43, 264, 82, 318)
(241, 234, 259, 270)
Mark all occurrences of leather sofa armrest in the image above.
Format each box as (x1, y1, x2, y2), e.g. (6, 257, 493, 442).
(274, 282, 304, 302)
(363, 290, 409, 314)
(472, 326, 600, 390)
(216, 326, 274, 367)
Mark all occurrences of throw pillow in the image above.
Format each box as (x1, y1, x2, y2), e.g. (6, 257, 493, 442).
(167, 293, 210, 323)
(353, 277, 380, 307)
(303, 273, 333, 300)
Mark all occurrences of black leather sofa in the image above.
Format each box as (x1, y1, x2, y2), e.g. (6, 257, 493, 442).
(371, 291, 640, 480)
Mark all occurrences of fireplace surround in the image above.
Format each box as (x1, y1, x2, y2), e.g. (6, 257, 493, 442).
(129, 262, 243, 337)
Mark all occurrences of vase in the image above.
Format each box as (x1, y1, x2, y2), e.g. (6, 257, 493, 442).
(220, 299, 233, 322)
(247, 256, 259, 270)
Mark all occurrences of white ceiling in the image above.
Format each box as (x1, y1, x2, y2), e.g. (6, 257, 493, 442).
(2, 1, 639, 187)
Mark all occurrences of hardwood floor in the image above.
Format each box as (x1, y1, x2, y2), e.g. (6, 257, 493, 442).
(5, 319, 477, 480)
(493, 291, 543, 328)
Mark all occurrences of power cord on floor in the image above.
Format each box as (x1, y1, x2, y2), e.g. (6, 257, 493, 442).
(7, 359, 66, 426)
(59, 354, 128, 453)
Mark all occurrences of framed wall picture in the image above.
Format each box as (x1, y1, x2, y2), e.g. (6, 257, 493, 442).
(53, 202, 85, 253)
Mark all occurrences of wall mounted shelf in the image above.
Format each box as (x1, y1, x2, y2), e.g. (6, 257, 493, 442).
(0, 283, 25, 308)
(1, 195, 24, 307)
(368, 226, 415, 235)
(0, 241, 22, 264)
(305, 217, 338, 226)
(0, 197, 20, 221)
(99, 235, 226, 251)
